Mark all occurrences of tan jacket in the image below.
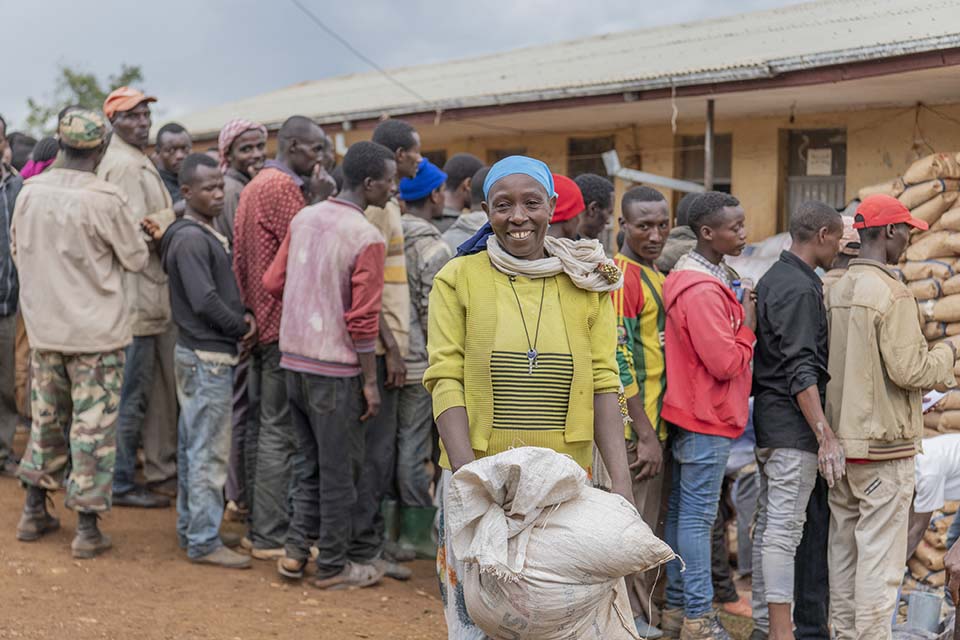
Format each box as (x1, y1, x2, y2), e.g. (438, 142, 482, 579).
(825, 259, 956, 460)
(97, 135, 176, 336)
(11, 169, 149, 353)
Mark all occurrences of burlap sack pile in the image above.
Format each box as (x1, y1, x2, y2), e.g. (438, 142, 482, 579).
(867, 154, 960, 432)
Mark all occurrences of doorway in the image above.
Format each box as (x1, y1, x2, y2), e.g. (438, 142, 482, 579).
(781, 129, 847, 231)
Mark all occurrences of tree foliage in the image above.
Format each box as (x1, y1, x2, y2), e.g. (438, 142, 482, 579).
(24, 64, 144, 135)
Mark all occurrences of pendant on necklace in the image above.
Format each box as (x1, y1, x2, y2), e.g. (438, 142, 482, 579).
(527, 349, 538, 375)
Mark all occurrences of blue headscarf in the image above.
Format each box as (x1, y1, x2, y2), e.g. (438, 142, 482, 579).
(457, 156, 556, 256)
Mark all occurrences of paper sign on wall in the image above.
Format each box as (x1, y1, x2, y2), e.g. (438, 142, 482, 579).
(806, 148, 832, 176)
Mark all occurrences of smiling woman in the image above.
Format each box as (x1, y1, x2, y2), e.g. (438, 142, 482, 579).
(423, 155, 638, 637)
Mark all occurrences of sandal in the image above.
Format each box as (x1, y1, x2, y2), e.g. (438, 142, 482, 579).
(277, 555, 308, 580)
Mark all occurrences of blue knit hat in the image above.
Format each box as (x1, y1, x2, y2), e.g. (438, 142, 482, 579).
(399, 158, 447, 201)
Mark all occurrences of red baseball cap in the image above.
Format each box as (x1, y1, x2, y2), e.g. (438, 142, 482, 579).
(551, 173, 585, 224)
(852, 194, 928, 231)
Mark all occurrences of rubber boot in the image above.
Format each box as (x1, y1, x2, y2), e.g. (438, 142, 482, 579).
(382, 498, 400, 541)
(72, 512, 112, 559)
(16, 486, 61, 541)
(382, 498, 415, 562)
(397, 506, 438, 559)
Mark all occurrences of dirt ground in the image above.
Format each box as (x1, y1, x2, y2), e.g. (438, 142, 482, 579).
(0, 425, 755, 640)
(0, 422, 446, 640)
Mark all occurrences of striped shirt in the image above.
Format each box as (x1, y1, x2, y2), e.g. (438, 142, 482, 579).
(613, 254, 667, 440)
(365, 198, 411, 357)
(492, 351, 574, 430)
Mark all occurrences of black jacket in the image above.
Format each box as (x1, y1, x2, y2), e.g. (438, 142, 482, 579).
(160, 217, 247, 354)
(158, 168, 183, 204)
(752, 251, 829, 454)
(0, 168, 23, 316)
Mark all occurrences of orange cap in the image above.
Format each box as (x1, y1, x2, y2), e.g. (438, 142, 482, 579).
(103, 86, 157, 120)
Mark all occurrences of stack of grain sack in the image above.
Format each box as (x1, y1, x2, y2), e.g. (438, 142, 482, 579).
(902, 502, 958, 600)
(858, 153, 960, 435)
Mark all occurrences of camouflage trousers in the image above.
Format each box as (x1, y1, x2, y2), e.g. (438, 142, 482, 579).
(17, 349, 125, 513)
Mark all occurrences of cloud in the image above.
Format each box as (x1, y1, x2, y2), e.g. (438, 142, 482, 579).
(1, 0, 801, 130)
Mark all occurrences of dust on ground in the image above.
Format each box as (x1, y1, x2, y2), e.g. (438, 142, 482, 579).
(0, 471, 446, 640)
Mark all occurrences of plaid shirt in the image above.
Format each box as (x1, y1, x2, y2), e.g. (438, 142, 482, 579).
(689, 250, 732, 287)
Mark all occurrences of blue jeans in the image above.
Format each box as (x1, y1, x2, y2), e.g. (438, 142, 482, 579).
(664, 427, 733, 618)
(173, 345, 233, 559)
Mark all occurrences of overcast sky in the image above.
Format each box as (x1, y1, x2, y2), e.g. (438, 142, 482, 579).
(2, 0, 803, 132)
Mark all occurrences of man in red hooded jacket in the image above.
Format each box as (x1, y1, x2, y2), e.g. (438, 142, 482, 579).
(659, 191, 756, 640)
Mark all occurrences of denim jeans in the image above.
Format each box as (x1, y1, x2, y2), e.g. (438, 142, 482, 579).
(225, 357, 250, 505)
(664, 427, 733, 618)
(751, 448, 819, 634)
(396, 383, 434, 508)
(249, 342, 293, 549)
(113, 327, 178, 494)
(351, 356, 399, 561)
(284, 371, 364, 578)
(173, 345, 233, 559)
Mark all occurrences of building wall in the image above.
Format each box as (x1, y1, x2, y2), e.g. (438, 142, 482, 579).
(396, 101, 960, 242)
(240, 101, 960, 243)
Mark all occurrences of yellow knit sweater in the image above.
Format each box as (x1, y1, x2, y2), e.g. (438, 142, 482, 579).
(424, 252, 620, 469)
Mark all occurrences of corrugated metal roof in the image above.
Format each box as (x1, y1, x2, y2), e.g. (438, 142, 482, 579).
(174, 0, 960, 137)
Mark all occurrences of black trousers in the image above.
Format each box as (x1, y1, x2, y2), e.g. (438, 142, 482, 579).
(793, 475, 831, 639)
(284, 371, 365, 578)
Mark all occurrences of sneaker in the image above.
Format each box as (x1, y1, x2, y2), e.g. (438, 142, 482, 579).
(372, 557, 412, 581)
(718, 595, 751, 618)
(635, 614, 664, 639)
(250, 546, 285, 560)
(680, 613, 732, 640)
(383, 539, 416, 563)
(146, 478, 177, 498)
(220, 530, 243, 548)
(661, 608, 683, 639)
(311, 560, 384, 591)
(191, 546, 252, 569)
(277, 555, 307, 580)
(112, 486, 170, 509)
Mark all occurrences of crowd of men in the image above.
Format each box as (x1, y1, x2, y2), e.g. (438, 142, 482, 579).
(0, 84, 956, 640)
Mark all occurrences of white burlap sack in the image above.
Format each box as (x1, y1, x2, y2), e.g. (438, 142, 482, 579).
(447, 447, 674, 640)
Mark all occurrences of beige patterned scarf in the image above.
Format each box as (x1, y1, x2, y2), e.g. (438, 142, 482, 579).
(486, 235, 622, 292)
